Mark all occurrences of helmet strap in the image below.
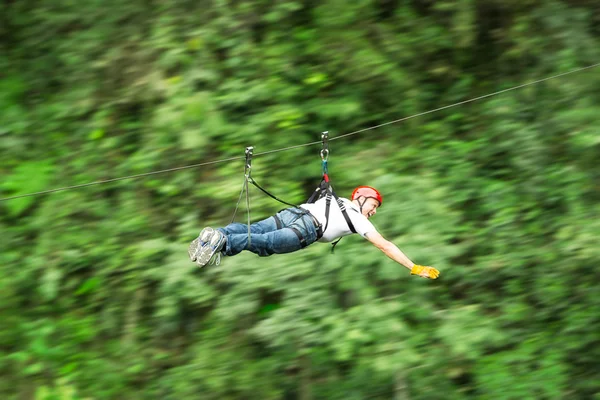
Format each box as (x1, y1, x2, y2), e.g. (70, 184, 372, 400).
(358, 197, 366, 214)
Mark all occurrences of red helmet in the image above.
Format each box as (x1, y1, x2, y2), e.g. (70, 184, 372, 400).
(351, 186, 383, 206)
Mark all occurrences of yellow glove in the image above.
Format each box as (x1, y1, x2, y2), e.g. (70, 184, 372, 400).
(411, 265, 440, 279)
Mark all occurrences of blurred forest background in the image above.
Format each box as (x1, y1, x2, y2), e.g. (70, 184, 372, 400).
(2, 1, 600, 399)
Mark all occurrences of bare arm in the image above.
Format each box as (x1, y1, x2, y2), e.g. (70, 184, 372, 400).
(365, 231, 440, 279)
(365, 231, 415, 271)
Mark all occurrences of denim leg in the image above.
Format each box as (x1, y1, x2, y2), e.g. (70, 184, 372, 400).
(222, 209, 318, 257)
(225, 228, 305, 257)
(219, 216, 278, 236)
(218, 216, 279, 255)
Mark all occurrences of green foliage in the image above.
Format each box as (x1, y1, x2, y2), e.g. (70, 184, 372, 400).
(2, 0, 600, 399)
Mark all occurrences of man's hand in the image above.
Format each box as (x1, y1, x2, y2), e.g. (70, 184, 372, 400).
(411, 265, 440, 279)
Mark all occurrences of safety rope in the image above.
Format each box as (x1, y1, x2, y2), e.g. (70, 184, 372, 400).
(229, 147, 255, 249)
(245, 148, 252, 248)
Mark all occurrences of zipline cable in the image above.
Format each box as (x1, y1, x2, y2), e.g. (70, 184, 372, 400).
(0, 156, 246, 202)
(331, 62, 600, 141)
(1, 62, 599, 203)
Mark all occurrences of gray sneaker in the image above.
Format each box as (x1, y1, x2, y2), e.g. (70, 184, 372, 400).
(188, 227, 217, 263)
(194, 228, 226, 267)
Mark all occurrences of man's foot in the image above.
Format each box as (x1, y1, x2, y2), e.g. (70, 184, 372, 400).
(190, 227, 226, 267)
(188, 227, 217, 263)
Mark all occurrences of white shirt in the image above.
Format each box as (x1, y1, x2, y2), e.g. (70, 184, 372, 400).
(300, 196, 377, 243)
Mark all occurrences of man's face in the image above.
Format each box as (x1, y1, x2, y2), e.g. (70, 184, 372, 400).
(360, 197, 380, 219)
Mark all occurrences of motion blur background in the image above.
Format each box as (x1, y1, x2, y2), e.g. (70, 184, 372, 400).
(2, 1, 600, 399)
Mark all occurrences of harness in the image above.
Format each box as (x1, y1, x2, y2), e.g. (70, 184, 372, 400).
(304, 154, 357, 252)
(234, 132, 357, 252)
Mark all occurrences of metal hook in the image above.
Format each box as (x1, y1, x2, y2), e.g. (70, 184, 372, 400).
(320, 131, 329, 161)
(245, 146, 254, 177)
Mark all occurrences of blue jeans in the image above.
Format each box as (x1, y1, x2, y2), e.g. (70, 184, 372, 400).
(218, 208, 319, 257)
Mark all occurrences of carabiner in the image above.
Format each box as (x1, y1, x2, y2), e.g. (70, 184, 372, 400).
(320, 131, 329, 161)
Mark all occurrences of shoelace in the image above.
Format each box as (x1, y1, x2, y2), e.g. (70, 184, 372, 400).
(209, 235, 226, 266)
(208, 252, 221, 266)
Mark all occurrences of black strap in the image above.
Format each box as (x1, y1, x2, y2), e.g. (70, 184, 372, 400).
(290, 227, 308, 248)
(297, 208, 323, 239)
(249, 177, 300, 209)
(330, 238, 342, 253)
(307, 178, 330, 204)
(335, 196, 357, 234)
(328, 195, 358, 253)
(273, 214, 282, 229)
(323, 191, 332, 234)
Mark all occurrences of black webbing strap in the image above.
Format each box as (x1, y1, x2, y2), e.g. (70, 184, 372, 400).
(323, 191, 332, 234)
(273, 214, 282, 229)
(290, 227, 308, 248)
(335, 195, 357, 234)
(330, 238, 343, 252)
(328, 191, 358, 253)
(307, 178, 330, 204)
(249, 177, 299, 208)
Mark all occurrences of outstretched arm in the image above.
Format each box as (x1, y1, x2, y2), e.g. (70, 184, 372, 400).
(366, 231, 415, 270)
(365, 231, 439, 279)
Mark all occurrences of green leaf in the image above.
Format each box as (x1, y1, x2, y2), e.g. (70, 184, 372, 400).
(75, 277, 101, 295)
(2, 161, 54, 216)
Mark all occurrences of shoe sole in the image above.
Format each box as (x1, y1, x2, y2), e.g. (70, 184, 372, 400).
(188, 227, 216, 262)
(196, 230, 225, 267)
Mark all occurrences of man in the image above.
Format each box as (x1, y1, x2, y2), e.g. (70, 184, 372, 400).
(188, 186, 439, 279)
